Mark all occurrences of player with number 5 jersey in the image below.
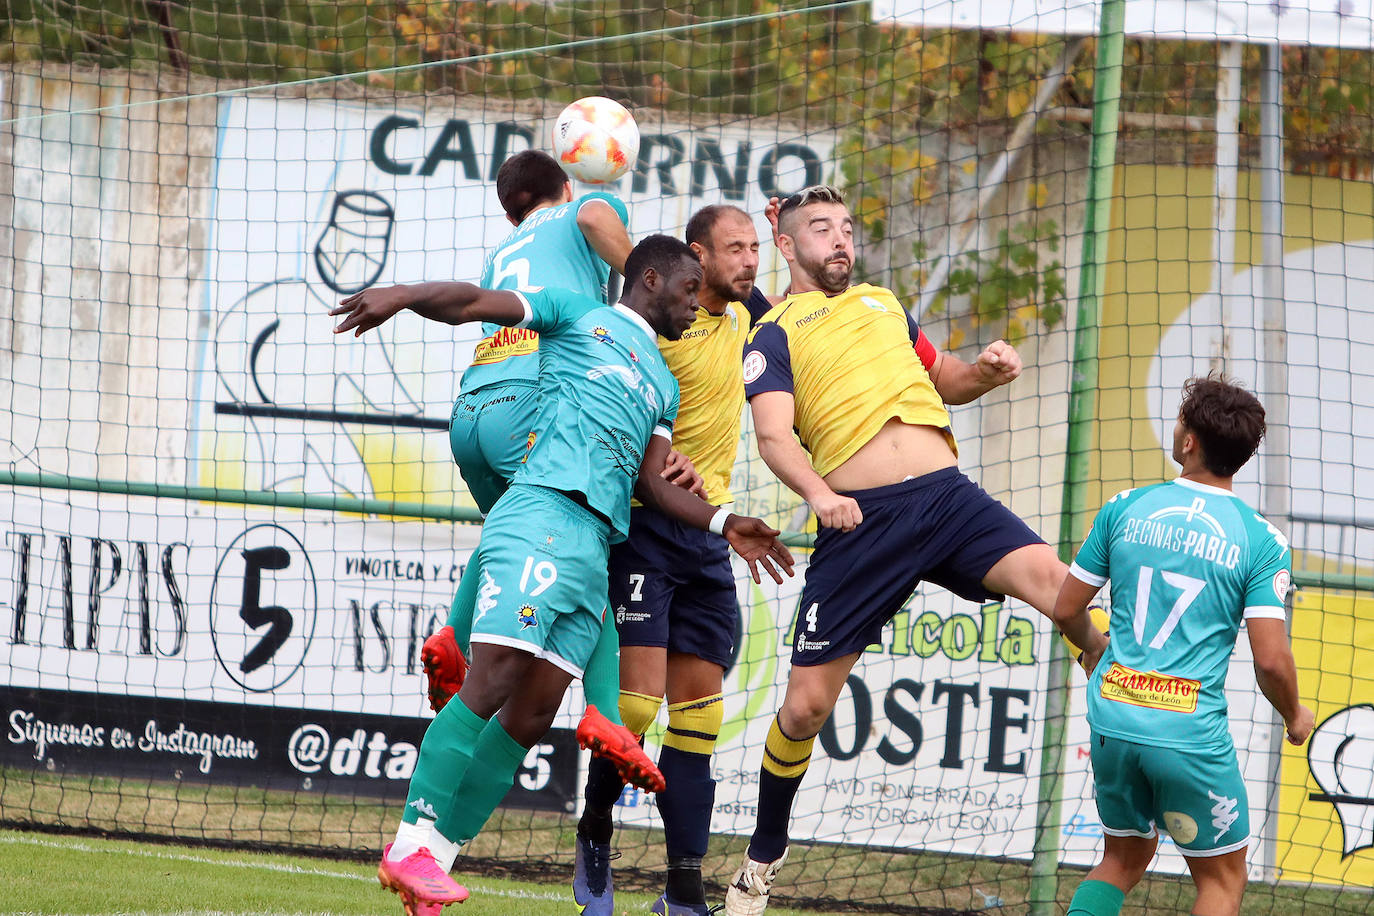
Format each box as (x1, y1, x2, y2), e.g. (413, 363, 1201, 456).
(427, 151, 676, 796)
(1055, 374, 1313, 916)
(333, 235, 795, 916)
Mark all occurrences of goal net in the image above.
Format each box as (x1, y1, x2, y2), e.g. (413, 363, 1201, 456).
(1, 2, 1371, 913)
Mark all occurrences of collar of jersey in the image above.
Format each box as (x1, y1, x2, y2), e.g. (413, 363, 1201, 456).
(1172, 476, 1236, 498)
(612, 303, 655, 338)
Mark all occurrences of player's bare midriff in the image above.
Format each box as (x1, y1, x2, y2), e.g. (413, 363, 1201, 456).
(822, 418, 957, 493)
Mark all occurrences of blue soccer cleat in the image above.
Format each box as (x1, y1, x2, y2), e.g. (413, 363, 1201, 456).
(572, 833, 614, 916)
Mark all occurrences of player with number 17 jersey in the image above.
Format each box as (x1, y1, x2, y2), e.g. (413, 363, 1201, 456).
(1071, 479, 1291, 752)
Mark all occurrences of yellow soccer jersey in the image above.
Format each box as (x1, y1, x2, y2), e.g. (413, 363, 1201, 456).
(645, 288, 772, 505)
(741, 283, 954, 478)
(659, 303, 747, 504)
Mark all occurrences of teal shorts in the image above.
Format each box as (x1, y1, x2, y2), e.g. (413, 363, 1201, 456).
(469, 484, 610, 677)
(449, 381, 540, 514)
(1090, 732, 1250, 857)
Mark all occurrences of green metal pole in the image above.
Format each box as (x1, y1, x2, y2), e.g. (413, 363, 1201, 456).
(0, 470, 484, 523)
(1029, 0, 1126, 911)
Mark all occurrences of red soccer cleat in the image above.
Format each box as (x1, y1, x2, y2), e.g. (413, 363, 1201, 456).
(421, 626, 468, 712)
(576, 705, 666, 793)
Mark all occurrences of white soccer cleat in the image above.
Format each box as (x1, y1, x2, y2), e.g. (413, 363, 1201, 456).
(723, 848, 788, 916)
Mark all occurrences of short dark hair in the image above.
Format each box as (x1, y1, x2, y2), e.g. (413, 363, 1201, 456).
(1178, 373, 1267, 477)
(495, 150, 568, 223)
(776, 184, 845, 236)
(623, 234, 697, 290)
(685, 205, 750, 247)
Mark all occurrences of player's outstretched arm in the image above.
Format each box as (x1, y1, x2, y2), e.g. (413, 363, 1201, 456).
(634, 436, 794, 584)
(750, 390, 862, 532)
(1051, 572, 1110, 673)
(576, 198, 632, 275)
(1247, 618, 1315, 745)
(927, 340, 1023, 405)
(330, 283, 527, 337)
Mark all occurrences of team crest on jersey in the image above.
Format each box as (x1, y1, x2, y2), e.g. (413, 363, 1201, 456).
(742, 350, 767, 384)
(591, 326, 614, 344)
(1272, 568, 1291, 602)
(518, 604, 538, 628)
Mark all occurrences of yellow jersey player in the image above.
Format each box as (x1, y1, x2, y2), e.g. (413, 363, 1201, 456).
(574, 206, 774, 916)
(724, 186, 1074, 916)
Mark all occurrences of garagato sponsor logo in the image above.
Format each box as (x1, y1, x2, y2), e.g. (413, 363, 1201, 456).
(1099, 662, 1200, 713)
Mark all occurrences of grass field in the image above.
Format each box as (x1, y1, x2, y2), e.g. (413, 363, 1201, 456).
(4, 766, 1371, 915)
(0, 827, 842, 916)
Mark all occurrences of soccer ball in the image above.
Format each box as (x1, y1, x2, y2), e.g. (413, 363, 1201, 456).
(552, 96, 640, 184)
(1061, 604, 1112, 665)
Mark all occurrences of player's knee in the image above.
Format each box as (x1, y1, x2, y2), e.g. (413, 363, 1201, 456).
(664, 693, 723, 756)
(618, 689, 663, 737)
(780, 694, 834, 738)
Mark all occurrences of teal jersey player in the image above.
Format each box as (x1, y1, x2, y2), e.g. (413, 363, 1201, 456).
(1072, 478, 1291, 751)
(332, 235, 795, 916)
(510, 287, 681, 542)
(462, 191, 628, 392)
(1054, 375, 1312, 916)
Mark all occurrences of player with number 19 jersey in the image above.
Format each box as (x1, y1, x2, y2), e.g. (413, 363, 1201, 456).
(473, 286, 680, 674)
(1070, 478, 1291, 752)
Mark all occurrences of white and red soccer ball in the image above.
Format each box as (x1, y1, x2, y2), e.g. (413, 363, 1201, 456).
(552, 96, 640, 184)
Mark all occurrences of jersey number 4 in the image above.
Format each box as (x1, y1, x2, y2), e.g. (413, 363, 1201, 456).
(1133, 565, 1206, 649)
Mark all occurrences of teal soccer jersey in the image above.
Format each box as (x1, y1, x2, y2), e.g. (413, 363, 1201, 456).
(509, 287, 680, 542)
(1071, 478, 1291, 751)
(461, 192, 629, 393)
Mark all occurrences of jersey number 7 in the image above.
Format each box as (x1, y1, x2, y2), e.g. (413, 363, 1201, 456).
(1133, 565, 1207, 649)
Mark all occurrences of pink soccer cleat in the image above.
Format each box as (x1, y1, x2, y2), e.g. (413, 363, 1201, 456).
(378, 843, 469, 913)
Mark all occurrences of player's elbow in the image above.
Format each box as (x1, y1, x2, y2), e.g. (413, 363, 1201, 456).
(1252, 648, 1296, 684)
(754, 434, 793, 473)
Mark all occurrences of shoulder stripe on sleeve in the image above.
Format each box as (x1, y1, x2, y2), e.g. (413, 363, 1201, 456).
(512, 290, 534, 328)
(653, 425, 673, 441)
(1242, 605, 1287, 620)
(1069, 561, 1107, 588)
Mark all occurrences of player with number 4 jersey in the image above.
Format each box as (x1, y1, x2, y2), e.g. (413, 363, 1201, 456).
(1055, 374, 1313, 916)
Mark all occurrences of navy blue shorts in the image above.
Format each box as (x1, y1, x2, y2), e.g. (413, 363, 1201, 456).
(792, 467, 1043, 666)
(608, 506, 739, 668)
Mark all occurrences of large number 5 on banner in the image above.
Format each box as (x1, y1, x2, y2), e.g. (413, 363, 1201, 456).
(1133, 565, 1207, 649)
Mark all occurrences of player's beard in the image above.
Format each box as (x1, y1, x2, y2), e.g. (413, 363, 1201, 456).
(706, 270, 754, 304)
(799, 250, 851, 294)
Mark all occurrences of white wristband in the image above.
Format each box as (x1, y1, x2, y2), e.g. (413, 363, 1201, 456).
(708, 507, 731, 536)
